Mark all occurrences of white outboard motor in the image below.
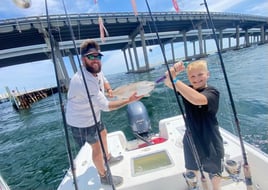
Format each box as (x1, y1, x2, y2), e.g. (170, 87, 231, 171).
(127, 101, 151, 139)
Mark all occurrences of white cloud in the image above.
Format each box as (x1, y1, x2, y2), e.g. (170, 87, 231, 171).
(179, 0, 244, 12)
(204, 0, 244, 12)
(102, 50, 127, 75)
(250, 2, 268, 16)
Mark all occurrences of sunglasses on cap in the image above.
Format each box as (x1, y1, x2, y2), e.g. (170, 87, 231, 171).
(85, 54, 102, 60)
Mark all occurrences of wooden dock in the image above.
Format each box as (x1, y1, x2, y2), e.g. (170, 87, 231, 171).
(5, 86, 59, 110)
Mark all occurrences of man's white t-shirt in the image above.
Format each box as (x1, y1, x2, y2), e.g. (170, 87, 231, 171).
(66, 66, 109, 128)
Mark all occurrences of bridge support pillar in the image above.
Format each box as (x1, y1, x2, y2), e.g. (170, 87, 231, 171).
(244, 28, 250, 47)
(122, 49, 130, 72)
(54, 45, 70, 91)
(182, 31, 188, 59)
(140, 26, 150, 70)
(67, 51, 77, 74)
(127, 45, 135, 72)
(193, 41, 196, 56)
(203, 39, 207, 55)
(198, 25, 203, 55)
(41, 29, 69, 91)
(260, 25, 265, 44)
(228, 37, 231, 48)
(219, 29, 223, 50)
(236, 25, 240, 49)
(171, 41, 175, 63)
(131, 38, 140, 70)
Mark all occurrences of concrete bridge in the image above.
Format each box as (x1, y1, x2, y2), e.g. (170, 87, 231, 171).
(0, 11, 267, 87)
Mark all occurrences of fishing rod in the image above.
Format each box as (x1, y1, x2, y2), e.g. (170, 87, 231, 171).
(144, 0, 209, 189)
(44, 0, 78, 189)
(60, 0, 116, 189)
(202, 1, 253, 189)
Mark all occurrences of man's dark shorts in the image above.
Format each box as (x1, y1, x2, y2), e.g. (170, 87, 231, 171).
(70, 122, 106, 148)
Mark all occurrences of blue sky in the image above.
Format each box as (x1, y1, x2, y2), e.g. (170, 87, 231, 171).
(0, 0, 267, 95)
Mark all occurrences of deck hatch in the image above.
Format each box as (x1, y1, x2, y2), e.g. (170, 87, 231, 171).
(131, 150, 173, 176)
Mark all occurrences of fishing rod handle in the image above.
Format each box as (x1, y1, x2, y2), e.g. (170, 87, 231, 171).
(155, 61, 189, 83)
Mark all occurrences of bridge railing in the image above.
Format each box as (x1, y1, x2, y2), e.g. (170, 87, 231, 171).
(1, 11, 267, 26)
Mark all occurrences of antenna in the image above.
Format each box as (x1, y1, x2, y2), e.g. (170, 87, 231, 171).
(12, 0, 31, 9)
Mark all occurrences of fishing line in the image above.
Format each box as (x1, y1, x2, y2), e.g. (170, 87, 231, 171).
(144, 0, 209, 189)
(60, 0, 116, 189)
(202, 0, 253, 189)
(200, 11, 237, 135)
(44, 0, 78, 189)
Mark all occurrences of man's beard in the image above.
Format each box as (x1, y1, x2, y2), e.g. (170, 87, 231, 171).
(85, 64, 101, 74)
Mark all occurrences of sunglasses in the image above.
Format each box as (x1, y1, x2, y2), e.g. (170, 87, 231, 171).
(85, 54, 102, 60)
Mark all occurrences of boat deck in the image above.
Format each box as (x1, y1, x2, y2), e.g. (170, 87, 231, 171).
(58, 115, 268, 190)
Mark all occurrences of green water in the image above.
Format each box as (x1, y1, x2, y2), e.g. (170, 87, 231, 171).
(0, 44, 267, 189)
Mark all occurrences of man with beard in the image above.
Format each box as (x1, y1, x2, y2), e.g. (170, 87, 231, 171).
(66, 39, 143, 186)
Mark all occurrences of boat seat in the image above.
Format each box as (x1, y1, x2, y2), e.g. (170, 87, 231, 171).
(108, 131, 127, 156)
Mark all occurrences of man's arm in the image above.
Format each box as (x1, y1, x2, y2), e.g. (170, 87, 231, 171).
(108, 92, 143, 110)
(103, 77, 113, 97)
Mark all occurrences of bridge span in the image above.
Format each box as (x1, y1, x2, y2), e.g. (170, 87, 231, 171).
(0, 11, 267, 87)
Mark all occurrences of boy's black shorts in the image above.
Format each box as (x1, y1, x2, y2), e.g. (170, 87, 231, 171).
(183, 137, 223, 174)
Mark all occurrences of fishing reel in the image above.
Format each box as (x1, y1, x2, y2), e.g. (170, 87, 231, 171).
(183, 171, 199, 190)
(224, 159, 242, 182)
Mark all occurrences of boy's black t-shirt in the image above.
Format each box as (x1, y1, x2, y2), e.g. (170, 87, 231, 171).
(182, 85, 224, 159)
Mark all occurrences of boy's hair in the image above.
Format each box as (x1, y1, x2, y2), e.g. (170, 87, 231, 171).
(187, 60, 208, 74)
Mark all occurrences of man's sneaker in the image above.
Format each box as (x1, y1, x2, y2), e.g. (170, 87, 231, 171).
(100, 171, 123, 186)
(108, 155, 123, 166)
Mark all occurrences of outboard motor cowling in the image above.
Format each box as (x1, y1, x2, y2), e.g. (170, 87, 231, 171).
(127, 101, 151, 137)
